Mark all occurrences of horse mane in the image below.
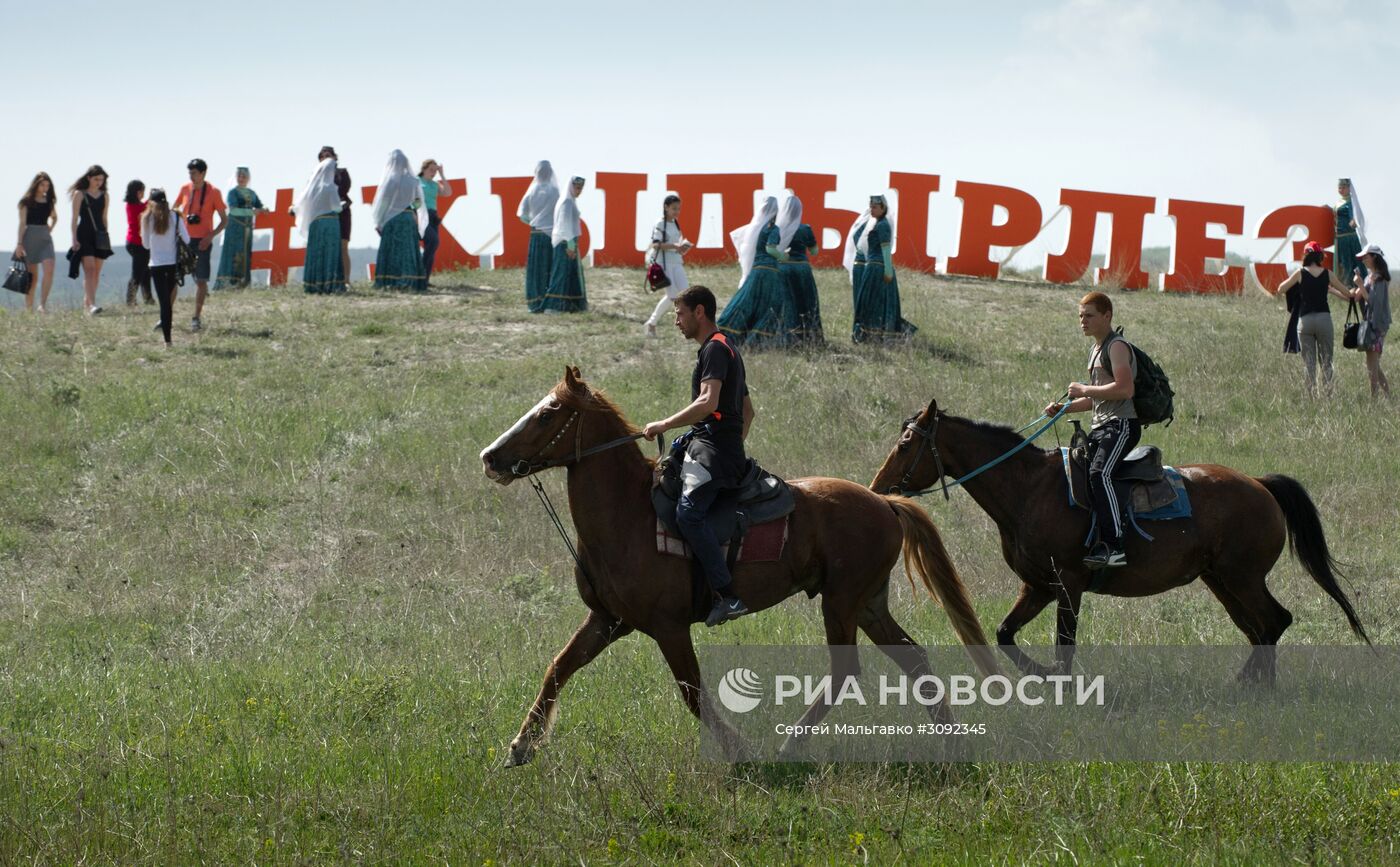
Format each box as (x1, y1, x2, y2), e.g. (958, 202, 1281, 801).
(950, 414, 1053, 457)
(553, 383, 641, 435)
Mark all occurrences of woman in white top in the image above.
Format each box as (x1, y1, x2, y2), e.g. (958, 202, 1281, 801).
(141, 189, 190, 347)
(644, 194, 693, 337)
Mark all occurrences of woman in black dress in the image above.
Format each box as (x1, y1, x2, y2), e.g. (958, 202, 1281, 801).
(68, 164, 112, 315)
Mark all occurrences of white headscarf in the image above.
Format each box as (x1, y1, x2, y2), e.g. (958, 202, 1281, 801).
(372, 149, 426, 232)
(518, 160, 560, 233)
(1349, 180, 1367, 245)
(729, 196, 778, 286)
(857, 195, 894, 257)
(293, 158, 342, 239)
(551, 177, 584, 248)
(843, 208, 873, 279)
(775, 195, 803, 251)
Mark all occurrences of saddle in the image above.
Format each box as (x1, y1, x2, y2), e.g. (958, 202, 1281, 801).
(1061, 445, 1184, 518)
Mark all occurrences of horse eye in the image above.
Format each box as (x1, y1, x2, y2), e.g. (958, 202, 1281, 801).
(538, 410, 554, 424)
(897, 441, 910, 453)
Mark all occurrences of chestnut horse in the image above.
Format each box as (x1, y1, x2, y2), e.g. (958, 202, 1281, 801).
(481, 368, 997, 766)
(869, 398, 1370, 684)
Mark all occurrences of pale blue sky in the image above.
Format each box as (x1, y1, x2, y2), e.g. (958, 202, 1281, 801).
(7, 0, 1394, 267)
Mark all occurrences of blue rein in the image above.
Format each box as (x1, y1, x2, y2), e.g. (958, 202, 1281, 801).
(900, 403, 1069, 499)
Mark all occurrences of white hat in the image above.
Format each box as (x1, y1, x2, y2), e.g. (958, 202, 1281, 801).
(1356, 242, 1384, 259)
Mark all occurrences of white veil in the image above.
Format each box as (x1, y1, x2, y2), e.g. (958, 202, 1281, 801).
(775, 195, 803, 251)
(729, 196, 778, 286)
(1349, 180, 1367, 245)
(371, 149, 426, 232)
(551, 177, 583, 248)
(293, 158, 342, 239)
(856, 195, 894, 257)
(518, 160, 560, 232)
(843, 208, 873, 280)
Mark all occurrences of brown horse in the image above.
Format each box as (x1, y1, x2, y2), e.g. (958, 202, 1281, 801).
(480, 368, 997, 765)
(869, 398, 1370, 684)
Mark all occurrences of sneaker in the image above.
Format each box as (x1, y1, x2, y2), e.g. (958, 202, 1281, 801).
(705, 595, 750, 628)
(88, 305, 103, 316)
(1083, 543, 1128, 570)
(190, 317, 202, 332)
(153, 320, 164, 332)
(645, 323, 658, 338)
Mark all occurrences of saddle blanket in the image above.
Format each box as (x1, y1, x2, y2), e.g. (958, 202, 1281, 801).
(1059, 447, 1192, 521)
(655, 516, 789, 562)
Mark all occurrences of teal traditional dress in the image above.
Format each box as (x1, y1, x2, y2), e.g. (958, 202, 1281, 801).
(303, 213, 345, 294)
(375, 210, 426, 291)
(525, 231, 553, 312)
(852, 217, 916, 343)
(718, 223, 800, 348)
(215, 186, 263, 289)
(778, 223, 823, 344)
(1334, 198, 1363, 283)
(542, 242, 587, 312)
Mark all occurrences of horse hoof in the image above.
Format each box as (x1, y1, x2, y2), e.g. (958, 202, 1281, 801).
(504, 740, 535, 768)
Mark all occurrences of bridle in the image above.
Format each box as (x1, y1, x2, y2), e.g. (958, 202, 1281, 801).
(893, 411, 951, 501)
(508, 409, 646, 478)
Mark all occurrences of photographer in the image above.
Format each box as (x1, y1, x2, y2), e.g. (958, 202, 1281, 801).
(174, 158, 227, 332)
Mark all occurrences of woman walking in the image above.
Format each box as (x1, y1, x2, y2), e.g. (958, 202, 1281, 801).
(69, 165, 112, 315)
(717, 195, 799, 348)
(518, 160, 559, 312)
(541, 176, 587, 313)
(774, 195, 823, 344)
(851, 194, 916, 343)
(644, 194, 692, 337)
(142, 189, 189, 348)
(294, 157, 346, 294)
(372, 150, 427, 292)
(1276, 240, 1353, 394)
(14, 172, 58, 312)
(215, 167, 268, 289)
(124, 180, 153, 306)
(1353, 243, 1391, 399)
(418, 159, 451, 285)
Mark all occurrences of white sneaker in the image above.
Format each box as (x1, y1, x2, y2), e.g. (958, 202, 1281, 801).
(190, 317, 202, 333)
(88, 305, 103, 316)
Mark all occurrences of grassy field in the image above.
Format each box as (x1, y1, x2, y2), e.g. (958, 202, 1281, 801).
(1, 263, 1396, 864)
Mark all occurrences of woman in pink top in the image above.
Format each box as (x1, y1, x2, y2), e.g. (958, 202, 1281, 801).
(124, 179, 153, 306)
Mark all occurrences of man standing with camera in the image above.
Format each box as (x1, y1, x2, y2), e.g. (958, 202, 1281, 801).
(174, 159, 227, 332)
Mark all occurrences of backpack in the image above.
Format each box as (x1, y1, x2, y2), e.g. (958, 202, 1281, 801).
(1100, 328, 1175, 427)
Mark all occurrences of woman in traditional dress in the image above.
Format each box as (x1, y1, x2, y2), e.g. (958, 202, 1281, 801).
(716, 196, 799, 348)
(1334, 179, 1365, 287)
(644, 194, 693, 337)
(851, 194, 916, 343)
(214, 167, 268, 289)
(372, 150, 427, 292)
(843, 205, 871, 317)
(518, 160, 559, 312)
(773, 195, 823, 344)
(541, 176, 587, 313)
(294, 157, 345, 294)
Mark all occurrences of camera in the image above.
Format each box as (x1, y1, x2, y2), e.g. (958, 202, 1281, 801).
(186, 214, 202, 225)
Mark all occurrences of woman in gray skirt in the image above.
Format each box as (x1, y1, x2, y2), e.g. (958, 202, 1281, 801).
(14, 172, 59, 312)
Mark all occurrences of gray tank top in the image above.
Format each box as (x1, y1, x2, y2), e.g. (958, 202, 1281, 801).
(1088, 335, 1137, 427)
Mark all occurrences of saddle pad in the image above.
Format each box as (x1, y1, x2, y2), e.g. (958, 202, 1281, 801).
(656, 516, 789, 562)
(1060, 448, 1191, 521)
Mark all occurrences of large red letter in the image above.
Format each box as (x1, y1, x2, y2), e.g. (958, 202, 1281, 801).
(593, 172, 647, 268)
(783, 172, 858, 268)
(1253, 205, 1335, 293)
(947, 181, 1042, 279)
(664, 173, 764, 265)
(252, 188, 301, 286)
(888, 172, 940, 273)
(492, 176, 533, 268)
(1044, 189, 1156, 289)
(1163, 199, 1245, 293)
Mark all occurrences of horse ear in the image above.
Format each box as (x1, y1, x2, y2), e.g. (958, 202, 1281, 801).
(563, 365, 585, 392)
(926, 397, 939, 418)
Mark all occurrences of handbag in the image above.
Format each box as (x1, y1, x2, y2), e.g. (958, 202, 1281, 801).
(645, 221, 672, 292)
(174, 217, 198, 286)
(83, 195, 112, 255)
(1341, 299, 1361, 350)
(3, 256, 31, 294)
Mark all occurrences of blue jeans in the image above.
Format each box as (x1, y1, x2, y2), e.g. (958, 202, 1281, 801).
(675, 481, 734, 595)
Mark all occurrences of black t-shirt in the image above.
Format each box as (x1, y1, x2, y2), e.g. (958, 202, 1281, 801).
(690, 331, 749, 470)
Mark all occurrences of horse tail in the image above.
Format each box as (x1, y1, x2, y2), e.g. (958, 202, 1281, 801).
(884, 496, 999, 676)
(1257, 474, 1370, 644)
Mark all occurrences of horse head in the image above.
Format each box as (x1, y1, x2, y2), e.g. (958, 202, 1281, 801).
(480, 366, 634, 485)
(870, 396, 946, 496)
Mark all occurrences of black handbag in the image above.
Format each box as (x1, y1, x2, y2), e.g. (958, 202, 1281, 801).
(83, 196, 112, 255)
(1341, 299, 1361, 350)
(3, 256, 31, 294)
(174, 218, 198, 286)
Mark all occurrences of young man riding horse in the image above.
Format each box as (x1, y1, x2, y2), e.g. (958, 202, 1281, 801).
(1045, 291, 1138, 570)
(641, 285, 755, 627)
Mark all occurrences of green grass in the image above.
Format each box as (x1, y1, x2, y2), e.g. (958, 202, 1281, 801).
(1, 266, 1396, 864)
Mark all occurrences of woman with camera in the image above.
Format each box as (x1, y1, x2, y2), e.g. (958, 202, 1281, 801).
(14, 172, 58, 312)
(142, 189, 190, 348)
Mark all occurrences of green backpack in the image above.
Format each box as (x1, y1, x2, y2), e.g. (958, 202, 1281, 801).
(1101, 328, 1175, 427)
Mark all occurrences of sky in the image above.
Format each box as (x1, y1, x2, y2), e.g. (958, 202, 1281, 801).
(6, 0, 1395, 269)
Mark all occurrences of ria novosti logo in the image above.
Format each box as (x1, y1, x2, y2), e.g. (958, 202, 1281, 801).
(718, 668, 764, 713)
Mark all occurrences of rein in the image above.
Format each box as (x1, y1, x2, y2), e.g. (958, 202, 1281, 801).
(894, 403, 1070, 500)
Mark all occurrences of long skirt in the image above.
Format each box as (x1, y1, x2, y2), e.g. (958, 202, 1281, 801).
(717, 264, 800, 349)
(781, 260, 824, 344)
(374, 211, 427, 291)
(852, 260, 916, 343)
(215, 215, 255, 289)
(525, 231, 554, 312)
(303, 214, 346, 294)
(541, 241, 587, 312)
(1335, 232, 1363, 284)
